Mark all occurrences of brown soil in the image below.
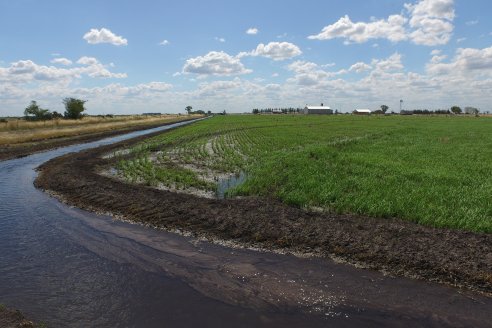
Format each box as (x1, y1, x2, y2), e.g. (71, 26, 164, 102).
(0, 117, 195, 161)
(34, 128, 492, 295)
(0, 306, 35, 328)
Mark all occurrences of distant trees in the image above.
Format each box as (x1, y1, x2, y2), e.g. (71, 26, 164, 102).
(183, 106, 209, 115)
(413, 109, 450, 115)
(63, 98, 87, 119)
(380, 105, 389, 113)
(464, 107, 479, 116)
(251, 107, 303, 114)
(25, 98, 205, 120)
(24, 101, 52, 120)
(450, 106, 462, 114)
(52, 111, 63, 119)
(23, 99, 88, 121)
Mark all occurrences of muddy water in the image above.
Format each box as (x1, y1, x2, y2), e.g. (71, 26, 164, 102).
(0, 121, 491, 327)
(216, 171, 247, 199)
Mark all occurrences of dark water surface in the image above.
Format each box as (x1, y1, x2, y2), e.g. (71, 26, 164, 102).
(0, 120, 490, 327)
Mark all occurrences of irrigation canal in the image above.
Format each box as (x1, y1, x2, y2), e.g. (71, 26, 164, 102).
(0, 119, 490, 327)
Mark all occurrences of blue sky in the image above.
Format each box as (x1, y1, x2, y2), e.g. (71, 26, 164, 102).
(1, 0, 492, 115)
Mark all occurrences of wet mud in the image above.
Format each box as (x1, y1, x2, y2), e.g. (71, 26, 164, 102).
(0, 306, 35, 328)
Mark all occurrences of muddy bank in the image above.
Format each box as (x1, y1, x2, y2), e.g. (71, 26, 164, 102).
(35, 130, 492, 295)
(0, 306, 35, 328)
(0, 117, 196, 162)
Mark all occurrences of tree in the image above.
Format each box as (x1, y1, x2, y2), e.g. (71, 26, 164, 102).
(380, 105, 389, 113)
(52, 111, 63, 119)
(464, 107, 479, 116)
(63, 98, 87, 119)
(24, 101, 51, 120)
(450, 106, 462, 114)
(185, 105, 192, 115)
(252, 108, 259, 114)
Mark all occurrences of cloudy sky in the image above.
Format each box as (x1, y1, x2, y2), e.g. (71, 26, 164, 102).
(1, 0, 492, 115)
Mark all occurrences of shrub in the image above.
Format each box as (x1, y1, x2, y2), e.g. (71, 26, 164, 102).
(24, 101, 52, 120)
(63, 97, 87, 119)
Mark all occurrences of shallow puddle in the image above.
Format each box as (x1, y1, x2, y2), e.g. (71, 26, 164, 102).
(216, 171, 247, 199)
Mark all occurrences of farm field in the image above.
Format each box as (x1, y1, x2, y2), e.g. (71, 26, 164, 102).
(0, 115, 200, 161)
(0, 114, 196, 145)
(116, 114, 492, 233)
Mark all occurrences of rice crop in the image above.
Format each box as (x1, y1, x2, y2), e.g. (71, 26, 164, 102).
(117, 114, 492, 232)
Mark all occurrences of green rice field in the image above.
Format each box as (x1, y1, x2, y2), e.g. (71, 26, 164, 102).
(115, 115, 492, 233)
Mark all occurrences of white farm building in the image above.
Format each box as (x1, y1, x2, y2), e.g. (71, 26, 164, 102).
(303, 104, 333, 115)
(353, 109, 372, 115)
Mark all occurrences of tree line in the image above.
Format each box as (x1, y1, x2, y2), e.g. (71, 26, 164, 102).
(23, 98, 87, 121)
(401, 106, 480, 115)
(250, 104, 482, 116)
(185, 105, 217, 115)
(252, 107, 303, 114)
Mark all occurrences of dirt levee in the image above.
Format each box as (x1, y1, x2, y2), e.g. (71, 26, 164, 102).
(34, 129, 492, 295)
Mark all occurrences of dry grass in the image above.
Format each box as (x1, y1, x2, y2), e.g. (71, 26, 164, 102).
(0, 115, 200, 145)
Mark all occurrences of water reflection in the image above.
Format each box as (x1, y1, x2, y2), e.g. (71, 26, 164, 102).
(216, 171, 247, 199)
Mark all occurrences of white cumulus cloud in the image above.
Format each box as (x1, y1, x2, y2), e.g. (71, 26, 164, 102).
(0, 57, 127, 84)
(349, 62, 372, 73)
(78, 57, 127, 78)
(77, 56, 99, 66)
(50, 57, 72, 66)
(239, 42, 302, 61)
(83, 28, 128, 46)
(183, 51, 251, 76)
(196, 78, 242, 97)
(246, 27, 259, 35)
(287, 60, 346, 86)
(406, 0, 455, 46)
(75, 56, 127, 78)
(371, 53, 404, 73)
(427, 45, 492, 75)
(308, 14, 408, 44)
(3, 60, 74, 82)
(308, 0, 455, 46)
